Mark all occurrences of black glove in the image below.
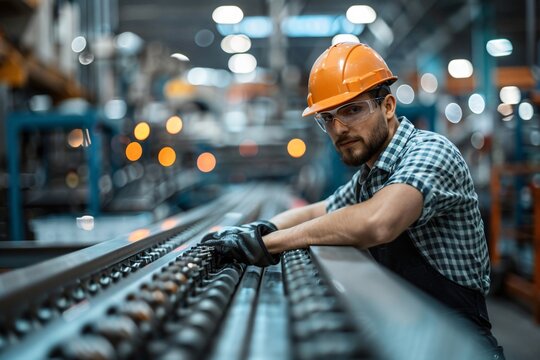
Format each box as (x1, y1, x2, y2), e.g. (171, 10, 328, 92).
(201, 220, 279, 267)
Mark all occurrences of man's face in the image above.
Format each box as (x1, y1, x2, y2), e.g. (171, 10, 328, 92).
(325, 94, 389, 167)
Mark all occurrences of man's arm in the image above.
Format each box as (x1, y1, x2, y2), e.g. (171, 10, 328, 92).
(264, 183, 423, 253)
(269, 200, 327, 230)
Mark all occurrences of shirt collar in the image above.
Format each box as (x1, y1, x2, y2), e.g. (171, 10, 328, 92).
(372, 116, 415, 172)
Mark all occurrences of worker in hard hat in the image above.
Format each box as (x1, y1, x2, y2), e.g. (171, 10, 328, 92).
(202, 42, 504, 359)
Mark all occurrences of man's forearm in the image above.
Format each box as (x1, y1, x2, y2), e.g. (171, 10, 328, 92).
(264, 204, 379, 253)
(270, 200, 326, 230)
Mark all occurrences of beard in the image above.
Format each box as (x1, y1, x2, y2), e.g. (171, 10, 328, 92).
(335, 115, 389, 166)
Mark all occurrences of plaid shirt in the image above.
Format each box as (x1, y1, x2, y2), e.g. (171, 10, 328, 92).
(326, 117, 490, 294)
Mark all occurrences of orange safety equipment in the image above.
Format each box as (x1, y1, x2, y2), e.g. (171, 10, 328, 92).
(302, 42, 398, 117)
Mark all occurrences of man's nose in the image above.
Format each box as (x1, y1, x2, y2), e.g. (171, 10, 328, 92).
(330, 117, 348, 135)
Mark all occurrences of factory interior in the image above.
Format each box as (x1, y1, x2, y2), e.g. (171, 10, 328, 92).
(0, 0, 540, 359)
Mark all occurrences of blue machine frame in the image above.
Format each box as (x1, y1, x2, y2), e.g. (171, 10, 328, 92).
(6, 111, 102, 241)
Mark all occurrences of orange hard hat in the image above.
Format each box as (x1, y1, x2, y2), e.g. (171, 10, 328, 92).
(302, 42, 398, 117)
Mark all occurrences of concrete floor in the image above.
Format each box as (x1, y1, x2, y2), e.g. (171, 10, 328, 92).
(487, 296, 540, 360)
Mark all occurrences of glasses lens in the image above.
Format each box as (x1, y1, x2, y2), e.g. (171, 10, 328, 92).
(314, 116, 327, 132)
(337, 102, 371, 122)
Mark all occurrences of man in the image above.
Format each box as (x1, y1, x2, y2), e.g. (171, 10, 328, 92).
(202, 43, 504, 358)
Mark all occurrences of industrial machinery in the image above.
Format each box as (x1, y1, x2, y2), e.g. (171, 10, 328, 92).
(0, 185, 489, 360)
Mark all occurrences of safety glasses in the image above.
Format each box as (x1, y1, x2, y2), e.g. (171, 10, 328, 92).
(314, 97, 385, 133)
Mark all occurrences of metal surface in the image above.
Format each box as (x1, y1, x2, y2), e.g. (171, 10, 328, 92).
(310, 245, 488, 360)
(0, 185, 498, 359)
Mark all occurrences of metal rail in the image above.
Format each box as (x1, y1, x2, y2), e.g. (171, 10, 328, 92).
(0, 184, 492, 360)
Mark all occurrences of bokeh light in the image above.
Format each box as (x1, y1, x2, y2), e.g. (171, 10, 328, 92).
(197, 152, 217, 172)
(287, 138, 306, 158)
(239, 139, 259, 157)
(166, 116, 183, 134)
(158, 147, 176, 167)
(68, 129, 84, 148)
(134, 122, 150, 141)
(125, 142, 143, 161)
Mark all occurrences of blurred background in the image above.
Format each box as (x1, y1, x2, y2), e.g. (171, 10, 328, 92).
(0, 1, 539, 358)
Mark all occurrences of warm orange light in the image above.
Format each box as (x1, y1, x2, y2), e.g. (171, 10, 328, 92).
(125, 142, 143, 161)
(68, 129, 83, 148)
(158, 146, 176, 167)
(166, 116, 183, 134)
(197, 152, 216, 173)
(239, 139, 258, 157)
(287, 138, 306, 158)
(128, 228, 151, 242)
(134, 122, 150, 141)
(161, 218, 178, 230)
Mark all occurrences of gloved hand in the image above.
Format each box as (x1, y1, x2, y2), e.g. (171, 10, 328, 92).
(201, 220, 279, 267)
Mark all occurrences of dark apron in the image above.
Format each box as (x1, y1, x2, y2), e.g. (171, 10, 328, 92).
(369, 231, 505, 359)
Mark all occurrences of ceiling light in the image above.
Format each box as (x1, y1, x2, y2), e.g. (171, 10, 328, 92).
(396, 84, 415, 104)
(170, 53, 190, 62)
(499, 86, 521, 104)
(497, 103, 513, 117)
(468, 93, 485, 114)
(115, 32, 143, 55)
(221, 35, 251, 53)
(518, 102, 534, 120)
(332, 34, 360, 45)
(445, 103, 463, 123)
(71, 36, 87, 53)
(346, 5, 377, 24)
(212, 5, 243, 24)
(448, 59, 473, 78)
(486, 39, 513, 57)
(420, 73, 438, 93)
(228, 54, 257, 74)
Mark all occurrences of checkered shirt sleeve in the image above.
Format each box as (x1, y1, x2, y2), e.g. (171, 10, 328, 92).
(326, 171, 361, 213)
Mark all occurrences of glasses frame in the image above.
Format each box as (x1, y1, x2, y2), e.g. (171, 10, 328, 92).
(314, 97, 386, 133)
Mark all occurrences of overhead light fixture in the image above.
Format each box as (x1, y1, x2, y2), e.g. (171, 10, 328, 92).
(71, 36, 87, 53)
(170, 53, 190, 61)
(499, 86, 521, 104)
(448, 59, 473, 78)
(331, 34, 360, 45)
(217, 15, 363, 38)
(212, 5, 243, 24)
(282, 16, 335, 37)
(518, 102, 534, 120)
(228, 53, 257, 74)
(486, 38, 513, 57)
(445, 103, 463, 123)
(420, 73, 438, 93)
(346, 5, 377, 24)
(115, 32, 143, 55)
(468, 93, 485, 114)
(221, 35, 251, 53)
(396, 84, 415, 105)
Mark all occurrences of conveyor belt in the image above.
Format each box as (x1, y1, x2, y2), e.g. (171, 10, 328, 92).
(0, 184, 490, 360)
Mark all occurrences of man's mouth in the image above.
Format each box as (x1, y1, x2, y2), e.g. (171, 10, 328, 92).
(337, 139, 358, 148)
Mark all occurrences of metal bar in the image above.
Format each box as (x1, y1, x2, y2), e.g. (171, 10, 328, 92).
(247, 264, 291, 360)
(208, 266, 263, 360)
(0, 242, 97, 270)
(0, 190, 240, 315)
(309, 246, 489, 360)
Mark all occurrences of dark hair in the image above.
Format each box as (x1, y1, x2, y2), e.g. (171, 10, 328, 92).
(368, 84, 391, 105)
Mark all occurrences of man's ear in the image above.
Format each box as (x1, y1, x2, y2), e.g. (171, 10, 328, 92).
(384, 94, 397, 120)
